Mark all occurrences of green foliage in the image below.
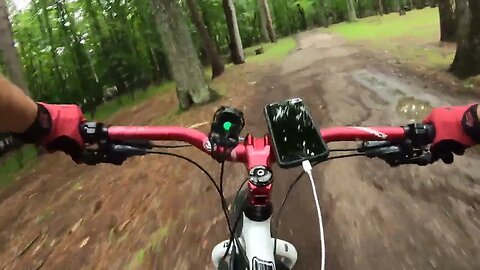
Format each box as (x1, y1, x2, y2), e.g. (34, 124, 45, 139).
(11, 0, 169, 111)
(0, 145, 37, 186)
(8, 0, 422, 110)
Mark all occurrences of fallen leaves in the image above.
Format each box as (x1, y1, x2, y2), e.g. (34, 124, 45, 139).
(188, 121, 209, 129)
(119, 219, 131, 232)
(69, 218, 83, 234)
(17, 233, 41, 257)
(79, 237, 89, 248)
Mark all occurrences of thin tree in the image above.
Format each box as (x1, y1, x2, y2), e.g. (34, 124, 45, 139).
(185, 0, 225, 79)
(151, 0, 213, 109)
(450, 0, 480, 78)
(378, 0, 384, 15)
(258, 0, 276, 42)
(438, 0, 456, 42)
(346, 0, 358, 22)
(317, 0, 328, 27)
(258, 0, 269, 41)
(0, 0, 28, 92)
(222, 0, 245, 64)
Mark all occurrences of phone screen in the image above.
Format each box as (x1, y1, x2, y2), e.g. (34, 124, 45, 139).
(264, 98, 329, 168)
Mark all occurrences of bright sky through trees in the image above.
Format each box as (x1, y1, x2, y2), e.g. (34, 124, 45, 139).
(13, 0, 29, 10)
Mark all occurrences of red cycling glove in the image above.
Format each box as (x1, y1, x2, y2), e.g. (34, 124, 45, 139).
(423, 104, 479, 164)
(14, 102, 86, 162)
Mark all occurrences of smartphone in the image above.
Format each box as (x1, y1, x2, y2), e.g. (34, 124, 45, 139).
(264, 98, 329, 168)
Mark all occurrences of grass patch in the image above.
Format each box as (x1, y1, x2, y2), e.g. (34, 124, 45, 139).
(0, 145, 37, 186)
(126, 222, 170, 269)
(325, 8, 439, 41)
(324, 8, 455, 70)
(244, 37, 296, 63)
(149, 223, 170, 251)
(89, 82, 175, 121)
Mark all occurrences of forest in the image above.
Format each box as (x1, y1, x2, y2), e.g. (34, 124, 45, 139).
(0, 0, 479, 154)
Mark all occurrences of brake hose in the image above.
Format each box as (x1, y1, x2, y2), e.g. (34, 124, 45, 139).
(302, 160, 326, 270)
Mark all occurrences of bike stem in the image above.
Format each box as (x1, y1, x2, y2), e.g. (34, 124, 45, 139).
(242, 134, 275, 222)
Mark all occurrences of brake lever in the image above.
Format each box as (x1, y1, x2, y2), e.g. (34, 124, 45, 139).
(79, 143, 148, 165)
(359, 141, 432, 167)
(358, 141, 396, 156)
(400, 152, 432, 166)
(78, 149, 127, 165)
(118, 140, 154, 149)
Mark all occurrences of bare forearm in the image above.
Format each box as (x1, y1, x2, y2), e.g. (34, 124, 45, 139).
(0, 75, 37, 133)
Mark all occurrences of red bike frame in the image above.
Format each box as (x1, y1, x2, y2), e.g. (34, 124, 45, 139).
(108, 125, 407, 206)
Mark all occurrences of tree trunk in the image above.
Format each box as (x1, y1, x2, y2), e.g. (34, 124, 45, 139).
(378, 0, 384, 15)
(346, 0, 358, 22)
(258, 0, 276, 42)
(185, 0, 224, 79)
(450, 0, 480, 78)
(0, 0, 28, 93)
(318, 0, 328, 27)
(392, 0, 401, 12)
(151, 0, 213, 109)
(257, 0, 269, 42)
(438, 0, 457, 42)
(222, 0, 245, 64)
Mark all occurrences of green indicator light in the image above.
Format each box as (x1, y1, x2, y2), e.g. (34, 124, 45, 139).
(223, 121, 232, 131)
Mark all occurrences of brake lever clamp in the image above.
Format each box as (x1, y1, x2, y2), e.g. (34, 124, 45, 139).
(79, 140, 129, 165)
(404, 123, 435, 147)
(360, 140, 432, 167)
(209, 106, 245, 162)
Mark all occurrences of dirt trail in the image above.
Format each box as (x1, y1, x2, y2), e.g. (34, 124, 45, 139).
(1, 31, 480, 270)
(256, 31, 480, 270)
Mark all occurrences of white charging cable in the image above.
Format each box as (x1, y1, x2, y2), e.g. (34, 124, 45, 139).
(302, 160, 326, 270)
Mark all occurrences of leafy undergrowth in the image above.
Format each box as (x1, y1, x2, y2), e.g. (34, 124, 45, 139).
(324, 7, 455, 70)
(326, 8, 439, 40)
(0, 37, 296, 187)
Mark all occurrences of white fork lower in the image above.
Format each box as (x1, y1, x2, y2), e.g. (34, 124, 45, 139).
(211, 215, 298, 269)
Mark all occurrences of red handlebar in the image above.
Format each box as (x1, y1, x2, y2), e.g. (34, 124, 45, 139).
(320, 126, 406, 143)
(109, 126, 407, 144)
(109, 126, 210, 154)
(106, 125, 409, 168)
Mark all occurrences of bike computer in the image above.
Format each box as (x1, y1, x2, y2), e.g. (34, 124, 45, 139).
(264, 98, 329, 168)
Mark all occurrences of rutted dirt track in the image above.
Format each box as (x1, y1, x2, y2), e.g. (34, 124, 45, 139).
(1, 31, 480, 270)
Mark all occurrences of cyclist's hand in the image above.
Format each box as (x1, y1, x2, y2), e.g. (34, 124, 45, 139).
(15, 103, 86, 162)
(423, 104, 480, 164)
